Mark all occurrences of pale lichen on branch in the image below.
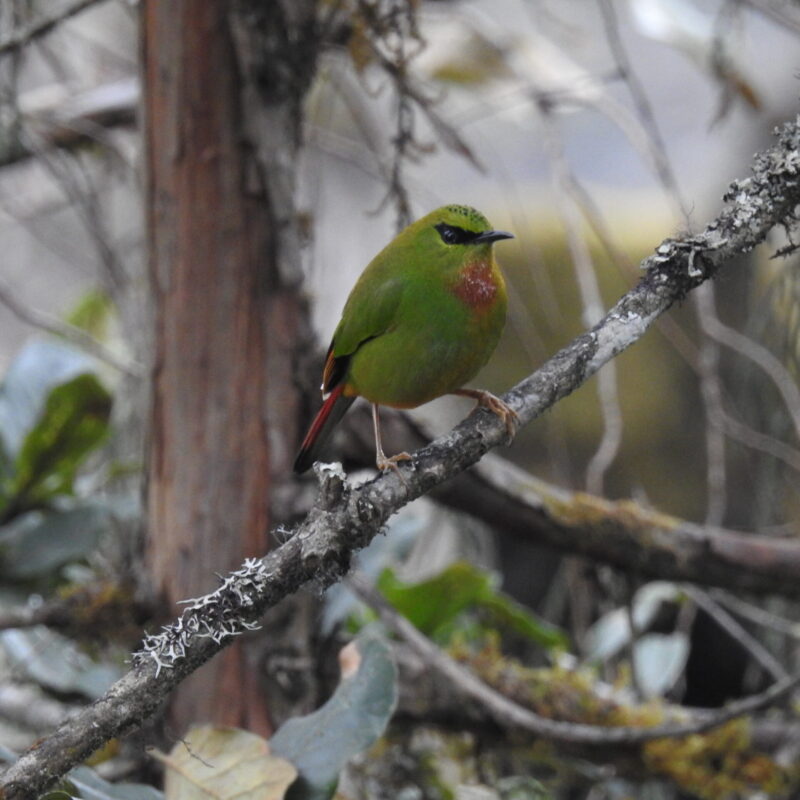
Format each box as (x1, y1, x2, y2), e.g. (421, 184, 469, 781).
(134, 557, 271, 676)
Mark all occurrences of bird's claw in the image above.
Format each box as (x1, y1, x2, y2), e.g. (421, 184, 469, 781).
(476, 391, 519, 441)
(376, 451, 412, 484)
(376, 450, 412, 471)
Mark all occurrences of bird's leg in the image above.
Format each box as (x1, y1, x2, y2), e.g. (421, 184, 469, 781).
(452, 388, 519, 441)
(372, 404, 412, 474)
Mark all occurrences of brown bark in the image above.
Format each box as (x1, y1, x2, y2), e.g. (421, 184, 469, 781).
(142, 1, 313, 735)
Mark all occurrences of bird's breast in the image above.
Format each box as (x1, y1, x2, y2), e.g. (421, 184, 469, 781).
(449, 259, 501, 311)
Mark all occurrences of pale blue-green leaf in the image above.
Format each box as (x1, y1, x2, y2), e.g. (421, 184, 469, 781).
(633, 632, 690, 698)
(583, 608, 631, 662)
(583, 582, 682, 663)
(631, 582, 682, 630)
(0, 627, 120, 699)
(0, 503, 110, 579)
(271, 630, 397, 800)
(65, 766, 163, 800)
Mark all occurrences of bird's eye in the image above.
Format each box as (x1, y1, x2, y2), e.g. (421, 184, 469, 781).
(435, 223, 475, 245)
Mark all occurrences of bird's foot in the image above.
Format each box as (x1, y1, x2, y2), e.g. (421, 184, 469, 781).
(457, 389, 519, 441)
(376, 451, 413, 483)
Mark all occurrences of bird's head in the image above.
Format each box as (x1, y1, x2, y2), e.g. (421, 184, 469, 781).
(379, 205, 514, 283)
(417, 205, 514, 254)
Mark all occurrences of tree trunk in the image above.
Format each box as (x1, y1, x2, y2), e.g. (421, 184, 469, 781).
(142, 0, 316, 736)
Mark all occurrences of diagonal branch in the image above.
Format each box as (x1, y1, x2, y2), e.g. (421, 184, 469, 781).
(348, 573, 800, 746)
(429, 451, 800, 598)
(2, 115, 800, 800)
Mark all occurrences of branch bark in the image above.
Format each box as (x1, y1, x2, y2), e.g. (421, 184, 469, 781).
(1, 115, 799, 800)
(432, 452, 800, 597)
(341, 399, 800, 597)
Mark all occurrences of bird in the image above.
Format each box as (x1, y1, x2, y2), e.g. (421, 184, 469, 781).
(293, 204, 517, 475)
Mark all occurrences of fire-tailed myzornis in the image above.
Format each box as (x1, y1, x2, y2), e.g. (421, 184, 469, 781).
(294, 204, 517, 474)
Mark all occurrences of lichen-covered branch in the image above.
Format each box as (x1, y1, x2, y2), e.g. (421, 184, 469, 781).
(429, 452, 800, 597)
(2, 116, 799, 800)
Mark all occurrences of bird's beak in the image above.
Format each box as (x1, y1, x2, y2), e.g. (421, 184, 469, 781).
(473, 230, 514, 244)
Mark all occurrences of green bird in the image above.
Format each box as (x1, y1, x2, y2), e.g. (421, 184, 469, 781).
(293, 204, 517, 474)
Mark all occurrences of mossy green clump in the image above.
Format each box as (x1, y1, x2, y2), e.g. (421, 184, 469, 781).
(56, 580, 141, 642)
(544, 491, 679, 539)
(642, 720, 795, 800)
(450, 636, 798, 799)
(451, 634, 616, 725)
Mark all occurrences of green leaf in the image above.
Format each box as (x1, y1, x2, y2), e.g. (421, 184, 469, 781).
(479, 591, 569, 650)
(157, 726, 296, 800)
(271, 630, 398, 800)
(0, 339, 95, 460)
(0, 503, 110, 579)
(377, 561, 568, 649)
(377, 561, 488, 636)
(6, 373, 111, 511)
(66, 290, 114, 340)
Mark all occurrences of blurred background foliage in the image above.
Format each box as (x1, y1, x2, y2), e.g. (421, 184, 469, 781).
(1, 0, 800, 798)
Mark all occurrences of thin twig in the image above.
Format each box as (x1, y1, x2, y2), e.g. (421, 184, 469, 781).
(624, 575, 644, 700)
(694, 284, 729, 525)
(597, 0, 688, 221)
(703, 309, 800, 443)
(0, 278, 141, 377)
(718, 409, 800, 473)
(24, 128, 128, 295)
(739, 0, 800, 36)
(349, 573, 800, 745)
(537, 104, 623, 496)
(710, 590, 800, 639)
(684, 586, 788, 681)
(0, 0, 109, 58)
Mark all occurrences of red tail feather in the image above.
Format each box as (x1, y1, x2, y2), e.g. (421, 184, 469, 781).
(293, 384, 356, 474)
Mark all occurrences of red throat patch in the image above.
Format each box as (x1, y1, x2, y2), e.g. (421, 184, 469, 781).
(451, 259, 498, 310)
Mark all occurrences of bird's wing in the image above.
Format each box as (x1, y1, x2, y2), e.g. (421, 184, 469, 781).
(322, 273, 405, 395)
